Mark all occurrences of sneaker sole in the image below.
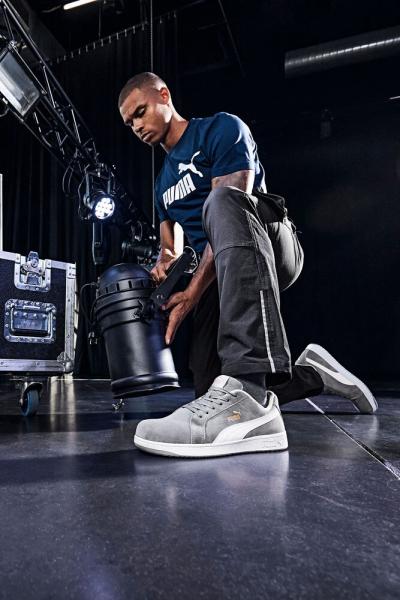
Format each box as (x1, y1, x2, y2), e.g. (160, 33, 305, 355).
(134, 432, 288, 458)
(299, 344, 378, 414)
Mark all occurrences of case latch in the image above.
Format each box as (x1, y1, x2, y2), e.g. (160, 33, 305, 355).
(14, 251, 51, 292)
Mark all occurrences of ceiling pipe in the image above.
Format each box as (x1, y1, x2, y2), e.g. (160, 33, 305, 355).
(285, 25, 400, 78)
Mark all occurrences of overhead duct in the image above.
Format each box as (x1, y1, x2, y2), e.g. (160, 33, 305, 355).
(285, 25, 400, 78)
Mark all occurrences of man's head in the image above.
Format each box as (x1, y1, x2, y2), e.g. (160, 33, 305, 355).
(118, 72, 173, 147)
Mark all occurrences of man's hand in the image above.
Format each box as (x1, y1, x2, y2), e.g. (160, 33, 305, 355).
(150, 256, 177, 284)
(162, 289, 197, 345)
(150, 220, 183, 284)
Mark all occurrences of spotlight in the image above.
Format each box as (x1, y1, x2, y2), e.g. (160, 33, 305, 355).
(81, 166, 117, 222)
(92, 194, 115, 220)
(0, 45, 40, 117)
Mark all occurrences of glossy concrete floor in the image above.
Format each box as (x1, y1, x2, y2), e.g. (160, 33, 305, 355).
(0, 378, 399, 600)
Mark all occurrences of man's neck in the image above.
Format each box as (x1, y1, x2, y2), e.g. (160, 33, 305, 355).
(161, 114, 189, 153)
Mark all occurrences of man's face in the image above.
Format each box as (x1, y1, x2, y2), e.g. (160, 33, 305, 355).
(119, 86, 171, 147)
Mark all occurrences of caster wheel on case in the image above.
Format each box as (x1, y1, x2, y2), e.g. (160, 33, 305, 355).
(19, 383, 43, 417)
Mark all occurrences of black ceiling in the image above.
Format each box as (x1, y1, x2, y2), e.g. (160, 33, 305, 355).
(25, 0, 400, 56)
(8, 1, 400, 119)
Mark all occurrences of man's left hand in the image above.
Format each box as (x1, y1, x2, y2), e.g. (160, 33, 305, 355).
(162, 290, 197, 345)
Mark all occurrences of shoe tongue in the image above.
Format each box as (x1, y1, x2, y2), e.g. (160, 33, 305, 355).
(212, 375, 243, 393)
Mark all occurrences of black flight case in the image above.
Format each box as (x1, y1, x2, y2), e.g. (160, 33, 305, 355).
(0, 249, 76, 416)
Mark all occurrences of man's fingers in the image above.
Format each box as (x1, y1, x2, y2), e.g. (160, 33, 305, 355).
(150, 265, 168, 284)
(163, 292, 193, 344)
(165, 311, 179, 345)
(150, 266, 161, 283)
(162, 292, 183, 311)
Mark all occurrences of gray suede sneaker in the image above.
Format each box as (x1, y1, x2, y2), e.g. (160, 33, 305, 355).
(296, 343, 378, 414)
(134, 375, 288, 457)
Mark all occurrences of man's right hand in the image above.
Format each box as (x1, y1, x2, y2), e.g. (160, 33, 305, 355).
(150, 256, 178, 285)
(151, 221, 184, 285)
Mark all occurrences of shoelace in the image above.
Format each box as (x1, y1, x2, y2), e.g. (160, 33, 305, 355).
(183, 387, 237, 418)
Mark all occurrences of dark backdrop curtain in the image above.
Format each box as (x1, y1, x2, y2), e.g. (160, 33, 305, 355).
(0, 14, 180, 377)
(256, 102, 400, 385)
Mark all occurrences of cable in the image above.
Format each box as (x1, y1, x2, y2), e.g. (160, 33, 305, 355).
(76, 170, 89, 219)
(41, 5, 63, 14)
(79, 281, 98, 326)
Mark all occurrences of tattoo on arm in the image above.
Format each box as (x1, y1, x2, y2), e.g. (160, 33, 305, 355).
(211, 169, 254, 193)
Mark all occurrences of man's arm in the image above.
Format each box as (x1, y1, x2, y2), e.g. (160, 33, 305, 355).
(162, 169, 253, 344)
(151, 220, 184, 284)
(211, 169, 254, 193)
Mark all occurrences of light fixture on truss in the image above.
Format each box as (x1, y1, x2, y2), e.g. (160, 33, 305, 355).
(82, 165, 117, 222)
(0, 42, 40, 117)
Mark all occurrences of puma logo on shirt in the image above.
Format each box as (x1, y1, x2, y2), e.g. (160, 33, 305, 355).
(162, 173, 196, 208)
(162, 151, 203, 209)
(178, 151, 204, 178)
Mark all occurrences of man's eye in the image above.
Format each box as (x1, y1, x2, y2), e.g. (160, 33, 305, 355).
(137, 108, 145, 117)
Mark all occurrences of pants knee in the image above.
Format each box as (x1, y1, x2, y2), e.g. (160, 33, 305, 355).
(202, 186, 248, 224)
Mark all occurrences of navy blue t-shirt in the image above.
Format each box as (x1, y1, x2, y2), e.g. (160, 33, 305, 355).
(155, 112, 266, 253)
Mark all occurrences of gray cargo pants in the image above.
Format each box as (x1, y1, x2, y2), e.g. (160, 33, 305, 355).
(189, 185, 323, 401)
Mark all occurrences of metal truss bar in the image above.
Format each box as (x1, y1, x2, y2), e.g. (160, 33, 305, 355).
(0, 0, 97, 169)
(0, 0, 159, 264)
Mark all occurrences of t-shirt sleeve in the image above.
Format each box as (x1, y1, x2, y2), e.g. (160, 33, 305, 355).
(205, 113, 256, 179)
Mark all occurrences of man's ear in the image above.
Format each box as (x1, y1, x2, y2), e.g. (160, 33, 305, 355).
(159, 86, 171, 104)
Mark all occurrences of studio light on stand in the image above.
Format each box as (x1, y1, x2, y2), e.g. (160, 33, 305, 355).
(0, 42, 41, 118)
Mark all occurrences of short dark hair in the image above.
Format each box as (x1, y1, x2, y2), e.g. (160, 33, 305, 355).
(118, 72, 167, 107)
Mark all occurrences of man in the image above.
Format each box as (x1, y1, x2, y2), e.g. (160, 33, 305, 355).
(118, 72, 377, 458)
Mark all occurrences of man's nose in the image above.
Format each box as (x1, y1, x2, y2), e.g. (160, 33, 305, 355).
(133, 120, 143, 136)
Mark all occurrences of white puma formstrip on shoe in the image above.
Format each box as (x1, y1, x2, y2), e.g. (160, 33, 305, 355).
(296, 343, 378, 414)
(134, 376, 288, 458)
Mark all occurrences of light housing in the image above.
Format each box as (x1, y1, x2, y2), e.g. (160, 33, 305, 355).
(82, 166, 118, 223)
(92, 194, 115, 220)
(0, 46, 40, 117)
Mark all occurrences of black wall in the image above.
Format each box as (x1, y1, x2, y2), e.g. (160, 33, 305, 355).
(176, 59, 400, 386)
(262, 102, 400, 384)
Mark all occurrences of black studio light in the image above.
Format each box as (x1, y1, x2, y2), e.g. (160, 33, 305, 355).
(82, 166, 117, 222)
